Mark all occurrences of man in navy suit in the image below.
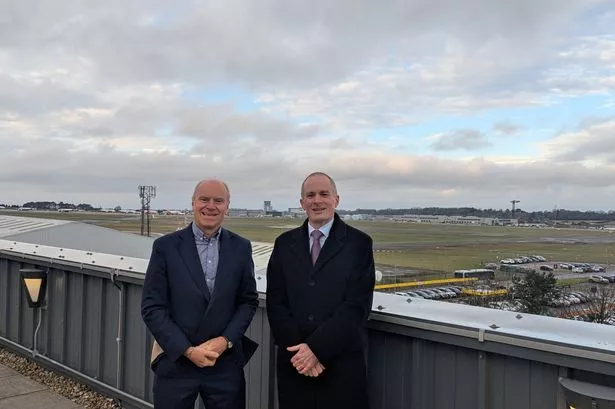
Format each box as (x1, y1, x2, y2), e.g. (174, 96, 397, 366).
(141, 179, 258, 409)
(266, 172, 375, 409)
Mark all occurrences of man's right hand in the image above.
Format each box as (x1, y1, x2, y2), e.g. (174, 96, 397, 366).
(184, 346, 220, 368)
(306, 361, 325, 377)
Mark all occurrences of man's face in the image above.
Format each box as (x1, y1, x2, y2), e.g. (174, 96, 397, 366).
(300, 174, 339, 227)
(192, 181, 229, 234)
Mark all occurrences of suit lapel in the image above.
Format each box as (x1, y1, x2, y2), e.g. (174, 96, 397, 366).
(314, 214, 346, 270)
(207, 228, 232, 306)
(177, 224, 211, 301)
(290, 220, 312, 268)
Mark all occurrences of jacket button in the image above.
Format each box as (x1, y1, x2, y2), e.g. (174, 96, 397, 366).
(308, 280, 315, 286)
(308, 314, 314, 321)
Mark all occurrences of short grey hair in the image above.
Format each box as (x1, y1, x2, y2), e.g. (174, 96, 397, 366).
(300, 172, 337, 197)
(192, 179, 231, 201)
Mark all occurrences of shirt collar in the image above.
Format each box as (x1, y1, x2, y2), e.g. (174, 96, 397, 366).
(192, 222, 221, 241)
(308, 217, 334, 239)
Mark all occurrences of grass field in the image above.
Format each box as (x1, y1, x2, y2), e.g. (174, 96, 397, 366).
(3, 210, 615, 272)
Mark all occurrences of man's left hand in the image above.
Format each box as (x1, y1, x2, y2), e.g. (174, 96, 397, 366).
(199, 336, 228, 356)
(287, 343, 320, 374)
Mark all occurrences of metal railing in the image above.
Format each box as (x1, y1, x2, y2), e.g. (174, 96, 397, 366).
(2, 241, 615, 409)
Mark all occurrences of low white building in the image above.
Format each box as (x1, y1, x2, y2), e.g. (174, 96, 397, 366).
(287, 207, 305, 217)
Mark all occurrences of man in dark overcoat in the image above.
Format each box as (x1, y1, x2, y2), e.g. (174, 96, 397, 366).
(266, 172, 375, 409)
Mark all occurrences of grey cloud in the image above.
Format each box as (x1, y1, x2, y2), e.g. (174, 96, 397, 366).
(0, 142, 305, 209)
(181, 110, 321, 143)
(0, 74, 98, 116)
(1, 133, 615, 210)
(0, 0, 609, 135)
(323, 156, 615, 195)
(493, 121, 521, 136)
(0, 0, 593, 89)
(329, 137, 352, 150)
(253, 7, 614, 130)
(430, 130, 491, 151)
(2, 0, 615, 211)
(5, 94, 320, 145)
(550, 119, 615, 162)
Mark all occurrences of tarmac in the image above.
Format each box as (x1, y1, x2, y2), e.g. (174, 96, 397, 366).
(0, 363, 83, 409)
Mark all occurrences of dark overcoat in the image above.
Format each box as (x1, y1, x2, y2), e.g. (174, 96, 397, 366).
(266, 213, 375, 409)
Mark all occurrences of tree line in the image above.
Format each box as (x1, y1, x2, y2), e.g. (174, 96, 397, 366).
(340, 207, 615, 222)
(1, 201, 98, 211)
(2, 202, 615, 222)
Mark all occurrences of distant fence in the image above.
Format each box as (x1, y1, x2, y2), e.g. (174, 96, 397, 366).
(375, 277, 477, 290)
(461, 288, 509, 297)
(2, 244, 615, 409)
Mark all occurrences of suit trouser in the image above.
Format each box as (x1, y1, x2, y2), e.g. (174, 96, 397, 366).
(153, 364, 245, 409)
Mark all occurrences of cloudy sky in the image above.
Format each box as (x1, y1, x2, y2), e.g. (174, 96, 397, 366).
(1, 0, 615, 211)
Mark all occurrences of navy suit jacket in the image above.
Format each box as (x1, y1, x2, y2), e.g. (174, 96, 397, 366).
(141, 224, 258, 375)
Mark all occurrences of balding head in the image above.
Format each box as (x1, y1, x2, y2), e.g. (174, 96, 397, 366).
(301, 172, 337, 198)
(191, 179, 230, 236)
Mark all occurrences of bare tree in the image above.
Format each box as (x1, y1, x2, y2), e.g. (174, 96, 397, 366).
(584, 286, 615, 324)
(559, 286, 615, 324)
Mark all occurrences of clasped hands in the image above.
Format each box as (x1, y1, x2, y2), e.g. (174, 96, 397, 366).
(287, 343, 325, 378)
(184, 336, 228, 368)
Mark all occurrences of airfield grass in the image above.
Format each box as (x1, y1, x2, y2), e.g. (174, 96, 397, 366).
(372, 242, 615, 271)
(3, 210, 615, 272)
(556, 278, 590, 287)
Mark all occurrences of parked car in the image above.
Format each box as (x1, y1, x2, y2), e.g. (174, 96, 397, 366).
(443, 286, 461, 295)
(414, 290, 436, 299)
(432, 288, 453, 299)
(539, 265, 554, 271)
(570, 292, 589, 303)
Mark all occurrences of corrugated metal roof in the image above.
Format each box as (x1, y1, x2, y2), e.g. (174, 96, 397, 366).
(252, 242, 274, 272)
(0, 215, 70, 237)
(0, 215, 155, 259)
(0, 215, 274, 272)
